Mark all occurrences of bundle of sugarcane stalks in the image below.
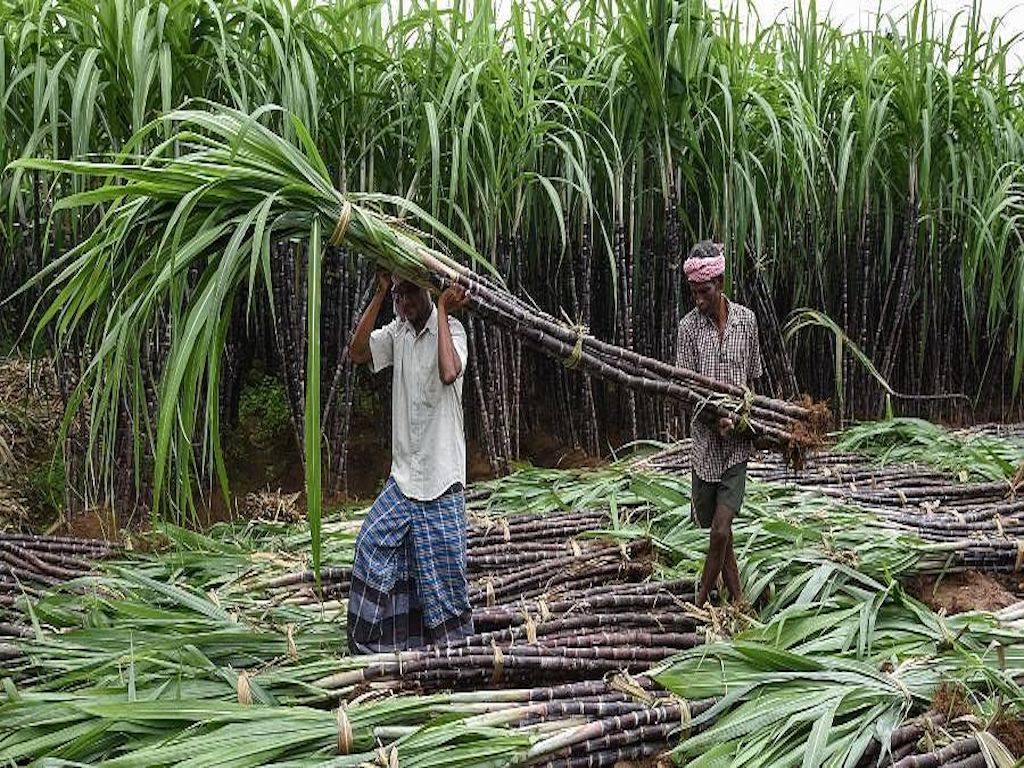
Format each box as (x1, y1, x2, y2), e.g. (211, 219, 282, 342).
(0, 533, 114, 607)
(0, 532, 116, 663)
(315, 580, 701, 692)
(418, 250, 830, 455)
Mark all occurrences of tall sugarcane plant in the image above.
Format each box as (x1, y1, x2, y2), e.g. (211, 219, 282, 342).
(13, 103, 829, 571)
(11, 104, 496, 573)
(5, 0, 1024, 521)
(2, 1, 1023, 368)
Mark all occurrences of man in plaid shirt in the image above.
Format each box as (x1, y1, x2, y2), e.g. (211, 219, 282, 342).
(676, 240, 763, 608)
(346, 270, 475, 652)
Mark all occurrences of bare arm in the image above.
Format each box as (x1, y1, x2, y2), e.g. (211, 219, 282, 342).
(349, 271, 391, 365)
(437, 284, 469, 385)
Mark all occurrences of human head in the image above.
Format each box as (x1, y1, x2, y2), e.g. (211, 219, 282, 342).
(684, 240, 725, 317)
(392, 277, 432, 328)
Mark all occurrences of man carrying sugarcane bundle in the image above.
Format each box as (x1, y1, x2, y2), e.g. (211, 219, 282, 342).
(346, 270, 474, 653)
(677, 240, 763, 609)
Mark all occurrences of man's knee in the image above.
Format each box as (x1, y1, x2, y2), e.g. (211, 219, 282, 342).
(710, 507, 734, 542)
(709, 524, 730, 550)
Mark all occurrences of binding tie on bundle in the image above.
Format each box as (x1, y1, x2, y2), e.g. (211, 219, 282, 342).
(520, 602, 539, 643)
(919, 712, 938, 752)
(491, 640, 505, 684)
(538, 597, 551, 622)
(1010, 463, 1024, 497)
(336, 706, 353, 754)
(485, 578, 496, 607)
(734, 388, 755, 434)
(1015, 541, 1024, 572)
(376, 746, 398, 768)
(609, 671, 654, 706)
(896, 489, 908, 506)
(523, 612, 538, 644)
(678, 698, 692, 738)
(286, 623, 299, 661)
(559, 313, 588, 370)
(330, 201, 353, 247)
(236, 669, 252, 706)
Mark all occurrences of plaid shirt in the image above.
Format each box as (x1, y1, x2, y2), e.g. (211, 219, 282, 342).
(676, 298, 763, 482)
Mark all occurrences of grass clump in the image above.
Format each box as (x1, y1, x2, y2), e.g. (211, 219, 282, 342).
(237, 372, 291, 448)
(23, 459, 65, 518)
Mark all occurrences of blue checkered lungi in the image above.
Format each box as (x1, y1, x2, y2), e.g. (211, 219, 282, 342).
(347, 477, 475, 653)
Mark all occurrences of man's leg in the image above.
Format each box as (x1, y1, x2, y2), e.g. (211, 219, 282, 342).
(720, 527, 742, 602)
(695, 503, 735, 607)
(409, 484, 475, 644)
(347, 478, 412, 653)
(717, 462, 748, 604)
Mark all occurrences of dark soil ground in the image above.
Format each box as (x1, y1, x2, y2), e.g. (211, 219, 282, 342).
(992, 717, 1024, 758)
(931, 681, 973, 720)
(909, 570, 1022, 614)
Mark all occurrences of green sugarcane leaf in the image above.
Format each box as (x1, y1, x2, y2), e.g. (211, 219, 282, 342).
(305, 218, 323, 582)
(802, 695, 839, 768)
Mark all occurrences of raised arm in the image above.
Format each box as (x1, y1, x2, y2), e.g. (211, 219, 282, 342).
(437, 284, 470, 384)
(349, 270, 392, 365)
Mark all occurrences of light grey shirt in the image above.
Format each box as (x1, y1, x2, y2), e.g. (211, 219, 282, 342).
(370, 305, 468, 501)
(677, 298, 763, 483)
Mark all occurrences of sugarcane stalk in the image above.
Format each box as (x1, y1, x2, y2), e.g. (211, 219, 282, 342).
(891, 736, 979, 768)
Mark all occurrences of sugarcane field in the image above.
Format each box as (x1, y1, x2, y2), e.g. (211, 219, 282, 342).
(4, 0, 1024, 765)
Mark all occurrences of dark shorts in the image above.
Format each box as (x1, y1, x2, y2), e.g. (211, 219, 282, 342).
(691, 462, 747, 528)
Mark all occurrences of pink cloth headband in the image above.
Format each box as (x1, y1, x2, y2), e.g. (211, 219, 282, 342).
(683, 247, 725, 283)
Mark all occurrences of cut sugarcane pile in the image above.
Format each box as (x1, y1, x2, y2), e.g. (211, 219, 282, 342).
(261, 508, 701, 693)
(0, 533, 115, 610)
(641, 436, 1024, 574)
(3, 422, 1024, 766)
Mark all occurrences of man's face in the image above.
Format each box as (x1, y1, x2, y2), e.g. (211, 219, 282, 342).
(689, 278, 722, 317)
(392, 279, 431, 326)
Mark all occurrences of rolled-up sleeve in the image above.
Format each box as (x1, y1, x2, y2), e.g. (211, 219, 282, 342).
(450, 318, 469, 380)
(369, 318, 399, 373)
